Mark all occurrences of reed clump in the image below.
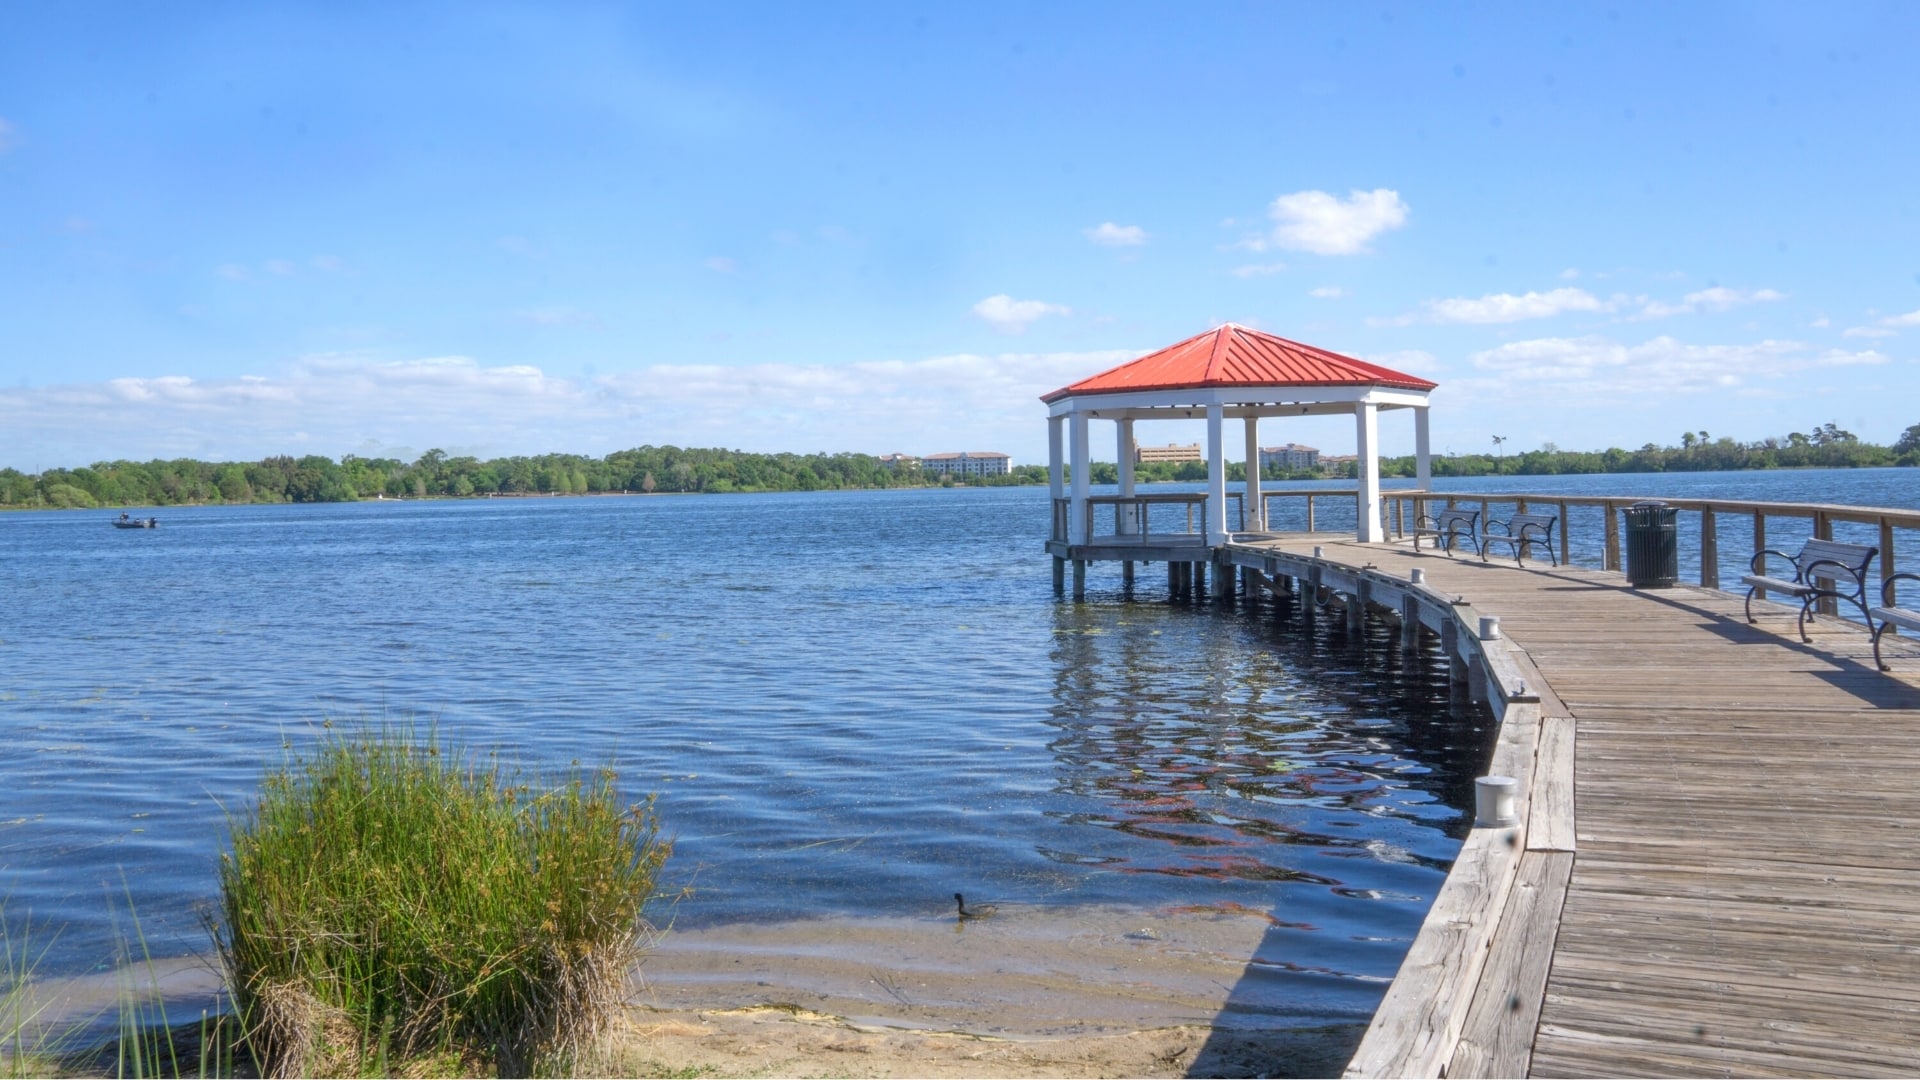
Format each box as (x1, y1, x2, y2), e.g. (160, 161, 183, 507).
(216, 729, 669, 1078)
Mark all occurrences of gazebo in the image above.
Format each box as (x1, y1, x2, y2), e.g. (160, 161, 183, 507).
(1041, 324, 1437, 565)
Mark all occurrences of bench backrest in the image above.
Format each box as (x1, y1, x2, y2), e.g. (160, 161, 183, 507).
(1434, 508, 1478, 530)
(1504, 513, 1557, 536)
(1794, 538, 1876, 585)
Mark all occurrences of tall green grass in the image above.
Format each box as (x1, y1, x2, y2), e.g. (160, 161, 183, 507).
(216, 729, 669, 1078)
(1, 906, 62, 1078)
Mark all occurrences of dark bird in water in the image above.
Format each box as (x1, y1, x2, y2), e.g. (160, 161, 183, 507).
(954, 893, 997, 919)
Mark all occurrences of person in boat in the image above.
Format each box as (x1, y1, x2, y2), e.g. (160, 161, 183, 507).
(119, 512, 130, 521)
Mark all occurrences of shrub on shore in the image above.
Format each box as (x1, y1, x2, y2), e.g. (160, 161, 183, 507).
(216, 729, 669, 1077)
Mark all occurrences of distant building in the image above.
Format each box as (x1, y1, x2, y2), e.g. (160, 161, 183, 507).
(878, 453, 920, 469)
(1319, 454, 1357, 474)
(1259, 443, 1320, 471)
(1135, 442, 1203, 464)
(923, 451, 1011, 477)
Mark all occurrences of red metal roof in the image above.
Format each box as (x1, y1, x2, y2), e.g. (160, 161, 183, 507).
(1040, 324, 1437, 403)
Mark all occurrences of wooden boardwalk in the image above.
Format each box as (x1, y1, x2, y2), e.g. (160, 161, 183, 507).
(1230, 538, 1920, 1078)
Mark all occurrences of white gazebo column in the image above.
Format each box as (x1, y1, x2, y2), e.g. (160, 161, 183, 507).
(1048, 415, 1065, 501)
(1069, 409, 1091, 545)
(1116, 418, 1137, 534)
(1205, 403, 1227, 543)
(1242, 415, 1262, 532)
(1048, 414, 1066, 553)
(1413, 404, 1433, 490)
(1355, 402, 1384, 542)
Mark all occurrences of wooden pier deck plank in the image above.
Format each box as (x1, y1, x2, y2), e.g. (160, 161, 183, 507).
(1235, 538, 1920, 1078)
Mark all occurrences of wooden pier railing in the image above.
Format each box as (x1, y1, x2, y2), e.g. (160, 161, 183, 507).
(1060, 489, 1920, 607)
(1397, 494, 1920, 615)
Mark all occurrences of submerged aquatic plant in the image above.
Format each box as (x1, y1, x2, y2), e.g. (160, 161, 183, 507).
(215, 726, 670, 1077)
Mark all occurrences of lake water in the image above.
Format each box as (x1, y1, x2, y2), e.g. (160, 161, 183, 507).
(3, 485, 1476, 1049)
(2, 468, 1909, 1051)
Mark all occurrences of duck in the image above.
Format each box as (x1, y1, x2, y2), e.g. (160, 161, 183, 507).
(954, 892, 997, 920)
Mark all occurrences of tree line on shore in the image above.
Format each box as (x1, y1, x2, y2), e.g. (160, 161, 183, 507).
(5, 423, 1916, 508)
(0, 445, 1049, 508)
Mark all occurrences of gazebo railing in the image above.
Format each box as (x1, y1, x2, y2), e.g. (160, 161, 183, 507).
(1254, 488, 1430, 538)
(1054, 489, 1437, 545)
(1081, 493, 1211, 546)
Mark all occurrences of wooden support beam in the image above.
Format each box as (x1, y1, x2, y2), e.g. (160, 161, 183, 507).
(1444, 852, 1575, 1079)
(1603, 500, 1621, 572)
(1699, 507, 1719, 588)
(1557, 500, 1571, 566)
(1882, 517, 1897, 582)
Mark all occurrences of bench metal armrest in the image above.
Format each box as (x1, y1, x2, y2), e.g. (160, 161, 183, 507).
(1882, 572, 1920, 608)
(1748, 547, 1796, 575)
(1483, 517, 1515, 536)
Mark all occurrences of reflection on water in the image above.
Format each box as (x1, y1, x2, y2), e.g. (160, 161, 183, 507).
(1039, 576, 1488, 1027)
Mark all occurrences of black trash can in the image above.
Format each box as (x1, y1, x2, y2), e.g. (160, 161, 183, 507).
(1623, 500, 1678, 588)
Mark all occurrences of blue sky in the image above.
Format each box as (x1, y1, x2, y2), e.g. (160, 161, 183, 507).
(4, 2, 1918, 469)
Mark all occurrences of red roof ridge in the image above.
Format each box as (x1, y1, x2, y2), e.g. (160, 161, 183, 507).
(1041, 324, 1437, 403)
(1205, 324, 1234, 382)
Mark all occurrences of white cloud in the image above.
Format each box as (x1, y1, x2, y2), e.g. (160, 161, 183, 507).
(1308, 286, 1348, 299)
(1231, 262, 1287, 278)
(263, 259, 298, 277)
(704, 256, 738, 273)
(1881, 308, 1920, 327)
(972, 294, 1070, 333)
(1084, 222, 1147, 246)
(1842, 325, 1897, 339)
(1457, 334, 1886, 402)
(1376, 287, 1611, 326)
(310, 254, 347, 273)
(1810, 316, 1831, 328)
(1687, 286, 1784, 310)
(1559, 267, 1581, 280)
(1630, 286, 1785, 320)
(215, 264, 251, 281)
(1266, 188, 1408, 255)
(0, 348, 1143, 467)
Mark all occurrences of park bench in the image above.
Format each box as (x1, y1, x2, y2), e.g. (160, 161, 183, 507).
(1481, 512, 1560, 567)
(1740, 537, 1878, 643)
(1413, 506, 1481, 558)
(1869, 573, 1920, 671)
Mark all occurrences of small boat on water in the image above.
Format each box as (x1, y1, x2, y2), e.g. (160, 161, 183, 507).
(112, 513, 158, 529)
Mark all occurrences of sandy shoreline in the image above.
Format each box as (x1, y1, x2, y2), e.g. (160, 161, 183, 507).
(615, 905, 1366, 1077)
(20, 905, 1368, 1077)
(608, 1004, 1356, 1078)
